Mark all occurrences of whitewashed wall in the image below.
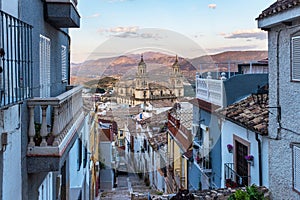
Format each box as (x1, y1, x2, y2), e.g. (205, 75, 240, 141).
(2, 105, 22, 200)
(69, 138, 85, 199)
(221, 120, 268, 187)
(1, 0, 18, 17)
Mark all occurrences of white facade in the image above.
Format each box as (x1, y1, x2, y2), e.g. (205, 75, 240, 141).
(153, 150, 166, 192)
(257, 2, 300, 198)
(1, 105, 22, 200)
(1, 0, 18, 17)
(220, 120, 268, 188)
(99, 141, 114, 190)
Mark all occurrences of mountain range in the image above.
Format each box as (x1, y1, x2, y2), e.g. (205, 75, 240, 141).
(71, 51, 268, 85)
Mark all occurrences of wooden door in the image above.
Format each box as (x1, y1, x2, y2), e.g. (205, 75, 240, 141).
(235, 140, 249, 186)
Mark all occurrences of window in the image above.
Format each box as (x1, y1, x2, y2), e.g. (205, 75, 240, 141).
(61, 45, 67, 82)
(83, 147, 87, 168)
(119, 139, 124, 146)
(38, 172, 53, 200)
(119, 130, 123, 137)
(292, 36, 300, 81)
(39, 35, 51, 98)
(77, 139, 82, 171)
(293, 145, 300, 192)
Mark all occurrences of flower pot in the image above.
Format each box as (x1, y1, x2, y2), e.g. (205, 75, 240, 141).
(247, 160, 254, 166)
(227, 144, 233, 153)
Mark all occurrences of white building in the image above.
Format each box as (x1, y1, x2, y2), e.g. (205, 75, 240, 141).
(216, 91, 269, 188)
(0, 0, 90, 199)
(257, 0, 300, 198)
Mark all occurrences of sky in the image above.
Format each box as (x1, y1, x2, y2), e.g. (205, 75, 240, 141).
(69, 0, 275, 63)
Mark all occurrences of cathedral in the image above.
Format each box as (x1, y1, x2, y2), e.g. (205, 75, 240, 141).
(114, 55, 184, 106)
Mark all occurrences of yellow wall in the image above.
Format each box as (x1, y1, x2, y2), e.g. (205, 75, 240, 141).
(89, 111, 99, 200)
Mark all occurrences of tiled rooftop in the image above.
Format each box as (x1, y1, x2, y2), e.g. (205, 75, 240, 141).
(150, 100, 174, 108)
(257, 0, 300, 20)
(148, 132, 167, 151)
(216, 92, 269, 136)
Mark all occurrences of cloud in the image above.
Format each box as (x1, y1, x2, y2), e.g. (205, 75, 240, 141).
(113, 32, 162, 40)
(83, 13, 100, 19)
(97, 26, 139, 34)
(222, 29, 267, 40)
(208, 4, 217, 9)
(193, 34, 204, 38)
(207, 45, 260, 54)
(109, 26, 139, 33)
(97, 26, 162, 40)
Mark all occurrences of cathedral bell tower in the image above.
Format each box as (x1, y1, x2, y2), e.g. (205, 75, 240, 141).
(135, 54, 149, 103)
(136, 54, 148, 89)
(169, 55, 184, 97)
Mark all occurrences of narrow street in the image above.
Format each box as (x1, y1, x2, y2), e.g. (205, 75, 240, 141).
(99, 173, 153, 200)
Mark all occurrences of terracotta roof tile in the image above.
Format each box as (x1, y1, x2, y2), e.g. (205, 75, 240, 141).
(183, 149, 193, 159)
(148, 132, 167, 151)
(257, 0, 300, 20)
(216, 91, 269, 136)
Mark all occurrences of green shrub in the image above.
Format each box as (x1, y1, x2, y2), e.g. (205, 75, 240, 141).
(228, 184, 265, 200)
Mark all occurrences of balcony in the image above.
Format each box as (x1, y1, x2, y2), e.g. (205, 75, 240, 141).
(44, 0, 80, 28)
(224, 163, 250, 188)
(194, 146, 212, 173)
(27, 85, 84, 173)
(0, 10, 33, 108)
(196, 77, 224, 107)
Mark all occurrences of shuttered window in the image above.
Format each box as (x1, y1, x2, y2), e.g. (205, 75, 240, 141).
(294, 145, 300, 192)
(61, 45, 67, 82)
(292, 36, 300, 81)
(39, 35, 51, 98)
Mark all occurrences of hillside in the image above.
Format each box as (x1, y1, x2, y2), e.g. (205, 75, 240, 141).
(83, 76, 118, 90)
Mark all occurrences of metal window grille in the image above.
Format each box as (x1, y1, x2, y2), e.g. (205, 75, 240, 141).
(294, 145, 300, 192)
(61, 45, 67, 81)
(292, 36, 300, 81)
(0, 10, 33, 107)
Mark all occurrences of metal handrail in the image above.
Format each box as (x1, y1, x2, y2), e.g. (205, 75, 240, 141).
(0, 10, 33, 108)
(224, 163, 250, 187)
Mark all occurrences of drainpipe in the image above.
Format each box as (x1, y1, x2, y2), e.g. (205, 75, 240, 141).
(255, 132, 262, 186)
(274, 28, 282, 140)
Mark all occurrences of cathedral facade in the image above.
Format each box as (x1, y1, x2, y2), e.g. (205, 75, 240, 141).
(114, 55, 184, 106)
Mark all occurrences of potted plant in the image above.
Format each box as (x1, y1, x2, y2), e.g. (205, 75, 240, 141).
(245, 155, 254, 166)
(227, 144, 233, 153)
(196, 153, 202, 164)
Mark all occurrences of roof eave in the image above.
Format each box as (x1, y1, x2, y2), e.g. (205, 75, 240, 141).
(223, 115, 268, 136)
(257, 6, 300, 29)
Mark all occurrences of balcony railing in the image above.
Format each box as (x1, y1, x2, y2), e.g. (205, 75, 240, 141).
(224, 163, 250, 188)
(0, 10, 33, 108)
(27, 85, 84, 156)
(196, 77, 224, 107)
(194, 146, 212, 173)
